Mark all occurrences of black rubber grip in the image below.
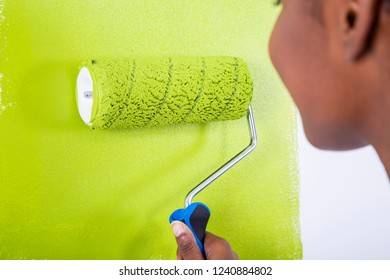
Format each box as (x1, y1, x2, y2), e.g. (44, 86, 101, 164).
(189, 204, 210, 245)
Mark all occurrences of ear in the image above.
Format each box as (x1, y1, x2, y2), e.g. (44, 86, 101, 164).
(341, 0, 380, 60)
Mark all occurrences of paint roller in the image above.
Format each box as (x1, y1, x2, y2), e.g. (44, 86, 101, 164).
(76, 56, 257, 258)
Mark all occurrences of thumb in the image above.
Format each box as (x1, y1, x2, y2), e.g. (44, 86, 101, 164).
(171, 221, 204, 260)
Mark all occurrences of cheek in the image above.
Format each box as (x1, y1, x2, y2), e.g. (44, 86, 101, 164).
(270, 10, 334, 115)
(269, 14, 286, 79)
(269, 11, 310, 109)
(269, 11, 352, 149)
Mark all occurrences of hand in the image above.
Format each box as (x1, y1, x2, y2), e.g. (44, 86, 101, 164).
(171, 221, 238, 260)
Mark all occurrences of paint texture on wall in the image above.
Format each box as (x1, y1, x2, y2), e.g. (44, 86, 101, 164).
(0, 1, 301, 259)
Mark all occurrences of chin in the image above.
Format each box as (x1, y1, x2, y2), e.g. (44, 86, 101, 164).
(303, 126, 368, 151)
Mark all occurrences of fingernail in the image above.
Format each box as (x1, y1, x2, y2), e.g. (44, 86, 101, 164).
(171, 221, 184, 237)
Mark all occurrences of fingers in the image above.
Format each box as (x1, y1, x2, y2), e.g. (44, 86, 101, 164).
(204, 232, 238, 260)
(176, 247, 183, 260)
(171, 221, 204, 260)
(171, 221, 238, 260)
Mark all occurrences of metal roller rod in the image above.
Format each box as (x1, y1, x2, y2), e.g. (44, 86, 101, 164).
(184, 105, 258, 208)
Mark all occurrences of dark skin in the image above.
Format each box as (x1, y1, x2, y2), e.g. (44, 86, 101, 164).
(171, 0, 390, 260)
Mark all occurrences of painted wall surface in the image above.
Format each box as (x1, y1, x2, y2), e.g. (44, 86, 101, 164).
(0, 1, 301, 259)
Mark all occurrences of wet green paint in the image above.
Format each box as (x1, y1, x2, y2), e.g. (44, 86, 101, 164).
(0, 0, 301, 259)
(83, 57, 253, 129)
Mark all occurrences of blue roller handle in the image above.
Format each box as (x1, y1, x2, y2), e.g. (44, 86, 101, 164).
(169, 202, 210, 259)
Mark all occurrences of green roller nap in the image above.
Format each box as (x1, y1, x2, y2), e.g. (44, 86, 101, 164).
(76, 57, 253, 129)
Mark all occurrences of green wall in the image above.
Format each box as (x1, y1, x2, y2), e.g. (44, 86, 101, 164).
(0, 0, 301, 259)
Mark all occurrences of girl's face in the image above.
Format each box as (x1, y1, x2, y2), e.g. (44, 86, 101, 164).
(269, 0, 368, 150)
